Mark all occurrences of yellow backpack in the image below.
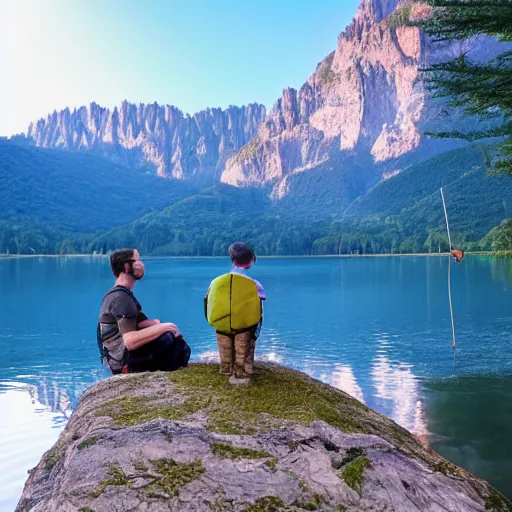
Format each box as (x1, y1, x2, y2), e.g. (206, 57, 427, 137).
(205, 273, 262, 333)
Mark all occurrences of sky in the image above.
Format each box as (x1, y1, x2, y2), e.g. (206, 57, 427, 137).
(1, 0, 360, 137)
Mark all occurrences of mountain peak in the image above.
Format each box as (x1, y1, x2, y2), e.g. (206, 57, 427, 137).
(356, 0, 401, 22)
(23, 101, 266, 182)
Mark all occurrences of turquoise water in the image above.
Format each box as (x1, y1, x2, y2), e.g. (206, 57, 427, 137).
(1, 255, 511, 508)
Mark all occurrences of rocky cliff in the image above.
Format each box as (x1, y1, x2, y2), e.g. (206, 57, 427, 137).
(220, 0, 507, 202)
(26, 102, 266, 183)
(22, 0, 509, 209)
(16, 364, 510, 512)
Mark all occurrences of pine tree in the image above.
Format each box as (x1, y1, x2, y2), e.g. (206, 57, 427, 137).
(417, 0, 512, 175)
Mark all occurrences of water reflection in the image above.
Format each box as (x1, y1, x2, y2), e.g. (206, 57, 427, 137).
(328, 364, 365, 404)
(0, 383, 68, 511)
(26, 380, 72, 419)
(371, 352, 427, 435)
(425, 375, 512, 499)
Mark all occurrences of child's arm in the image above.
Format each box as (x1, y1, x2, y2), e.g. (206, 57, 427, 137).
(254, 279, 266, 300)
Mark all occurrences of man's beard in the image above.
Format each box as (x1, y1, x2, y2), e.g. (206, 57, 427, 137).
(129, 265, 144, 280)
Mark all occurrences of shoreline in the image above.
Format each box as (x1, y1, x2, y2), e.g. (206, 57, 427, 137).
(0, 251, 503, 260)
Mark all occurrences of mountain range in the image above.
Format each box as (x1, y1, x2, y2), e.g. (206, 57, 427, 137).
(2, 0, 511, 255)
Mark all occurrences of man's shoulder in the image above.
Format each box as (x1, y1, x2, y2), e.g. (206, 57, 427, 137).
(103, 286, 138, 306)
(104, 285, 133, 298)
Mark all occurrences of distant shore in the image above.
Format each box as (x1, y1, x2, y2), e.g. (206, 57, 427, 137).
(0, 251, 505, 259)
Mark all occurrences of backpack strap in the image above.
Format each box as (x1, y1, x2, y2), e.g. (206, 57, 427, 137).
(97, 286, 137, 367)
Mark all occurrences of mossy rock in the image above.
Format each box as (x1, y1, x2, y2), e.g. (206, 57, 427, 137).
(16, 364, 512, 512)
(339, 457, 372, 496)
(77, 435, 104, 450)
(211, 442, 272, 460)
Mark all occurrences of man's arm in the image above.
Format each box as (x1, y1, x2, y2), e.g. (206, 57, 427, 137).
(138, 318, 160, 329)
(122, 322, 180, 351)
(109, 294, 180, 351)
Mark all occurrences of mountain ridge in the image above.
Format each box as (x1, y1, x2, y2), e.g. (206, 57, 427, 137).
(24, 102, 266, 184)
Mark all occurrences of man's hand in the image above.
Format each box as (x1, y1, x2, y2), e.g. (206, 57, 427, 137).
(163, 322, 181, 337)
(124, 321, 180, 351)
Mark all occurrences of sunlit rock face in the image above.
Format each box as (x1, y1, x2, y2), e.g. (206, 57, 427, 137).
(26, 102, 266, 183)
(221, 0, 506, 201)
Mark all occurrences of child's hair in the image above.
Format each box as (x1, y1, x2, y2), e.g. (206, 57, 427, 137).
(228, 242, 256, 266)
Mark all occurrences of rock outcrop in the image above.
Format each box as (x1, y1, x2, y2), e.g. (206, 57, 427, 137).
(26, 102, 266, 183)
(17, 364, 511, 511)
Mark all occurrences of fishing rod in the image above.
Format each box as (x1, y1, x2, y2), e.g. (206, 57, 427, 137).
(440, 187, 457, 357)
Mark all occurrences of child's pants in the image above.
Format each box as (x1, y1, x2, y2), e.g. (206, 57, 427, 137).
(216, 330, 255, 378)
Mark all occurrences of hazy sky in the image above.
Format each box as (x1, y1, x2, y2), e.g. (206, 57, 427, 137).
(1, 0, 360, 136)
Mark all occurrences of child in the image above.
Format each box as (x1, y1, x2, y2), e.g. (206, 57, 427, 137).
(205, 242, 266, 384)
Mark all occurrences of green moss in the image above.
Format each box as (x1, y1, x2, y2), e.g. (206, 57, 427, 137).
(93, 463, 132, 497)
(78, 508, 96, 512)
(211, 442, 272, 460)
(206, 417, 255, 435)
(167, 364, 369, 435)
(45, 440, 66, 470)
(265, 458, 278, 471)
(432, 460, 463, 479)
(298, 478, 309, 492)
(243, 496, 285, 512)
(96, 394, 208, 427)
(293, 494, 322, 510)
(77, 435, 103, 450)
(485, 488, 512, 511)
(207, 497, 233, 511)
(93, 459, 204, 499)
(146, 459, 205, 497)
(133, 460, 149, 472)
(95, 364, 438, 473)
(339, 457, 372, 496)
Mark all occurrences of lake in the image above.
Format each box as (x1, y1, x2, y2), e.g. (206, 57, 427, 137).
(1, 255, 511, 509)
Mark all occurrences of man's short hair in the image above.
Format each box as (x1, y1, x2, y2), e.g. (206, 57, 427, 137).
(228, 242, 256, 266)
(110, 248, 135, 277)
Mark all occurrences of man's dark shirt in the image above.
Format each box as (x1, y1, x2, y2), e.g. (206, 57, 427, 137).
(98, 286, 147, 371)
(99, 285, 147, 331)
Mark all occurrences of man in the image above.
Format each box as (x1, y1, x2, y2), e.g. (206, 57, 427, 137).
(97, 248, 190, 374)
